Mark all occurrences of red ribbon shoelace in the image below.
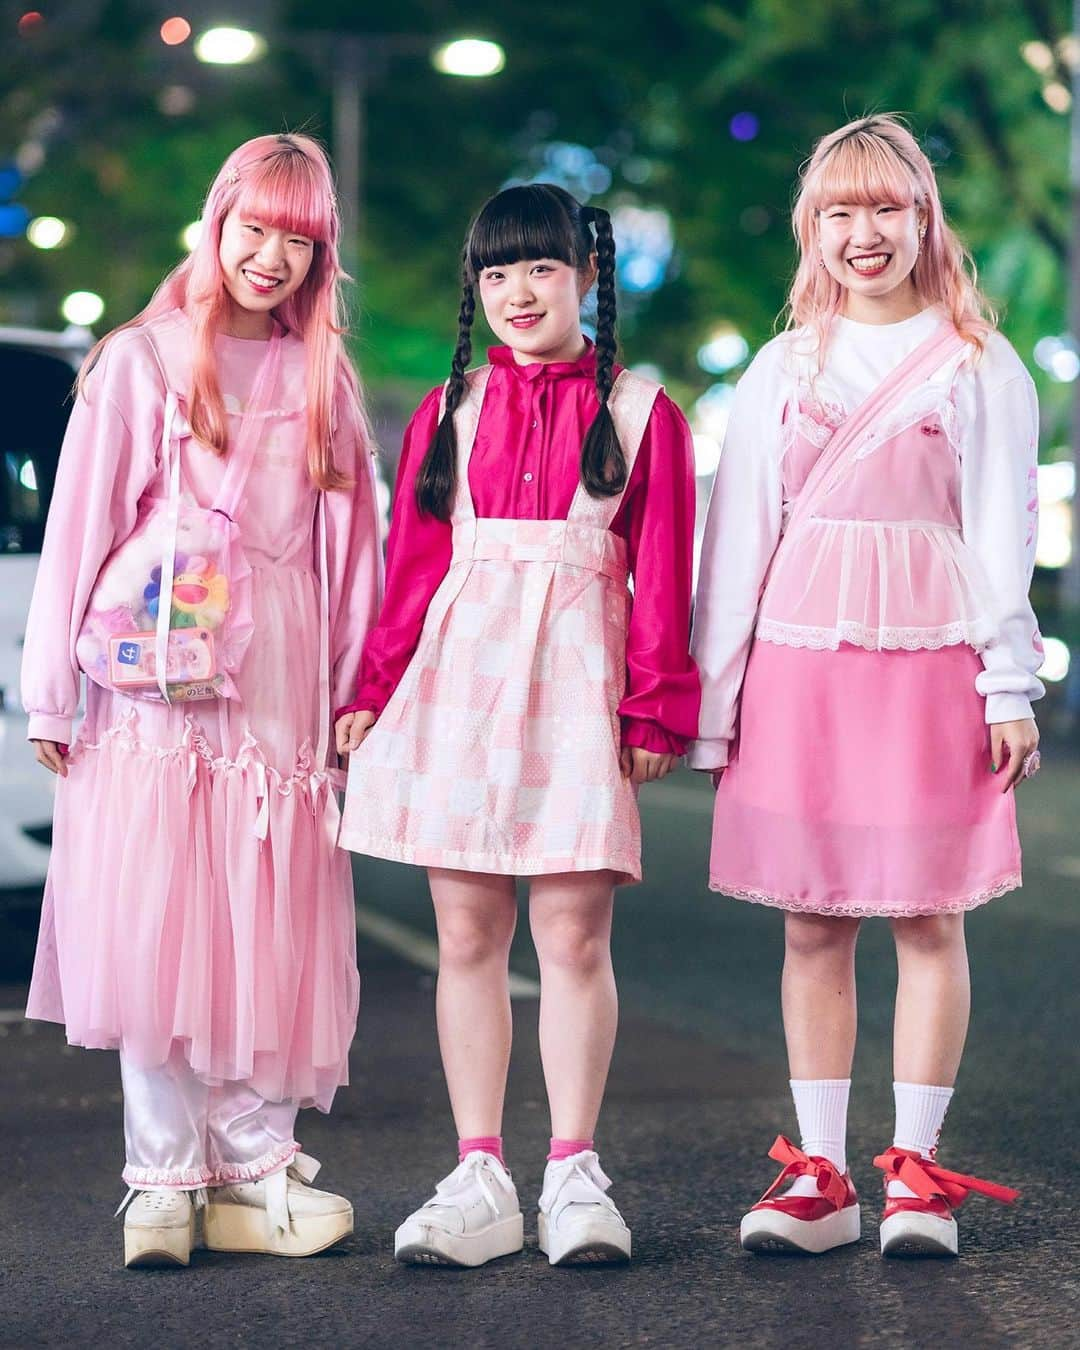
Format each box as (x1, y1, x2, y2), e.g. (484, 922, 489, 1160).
(872, 1147, 1020, 1208)
(758, 1135, 849, 1211)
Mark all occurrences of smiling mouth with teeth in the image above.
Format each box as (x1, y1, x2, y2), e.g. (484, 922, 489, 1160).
(243, 269, 283, 289)
(848, 255, 891, 273)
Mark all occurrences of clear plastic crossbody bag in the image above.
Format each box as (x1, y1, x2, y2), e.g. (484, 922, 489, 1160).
(75, 326, 282, 703)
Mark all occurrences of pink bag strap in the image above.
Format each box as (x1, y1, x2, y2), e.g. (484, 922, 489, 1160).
(212, 325, 284, 520)
(785, 321, 967, 537)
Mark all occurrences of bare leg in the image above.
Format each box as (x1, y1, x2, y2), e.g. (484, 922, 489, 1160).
(891, 914, 969, 1086)
(782, 913, 862, 1079)
(528, 871, 617, 1140)
(428, 867, 518, 1138)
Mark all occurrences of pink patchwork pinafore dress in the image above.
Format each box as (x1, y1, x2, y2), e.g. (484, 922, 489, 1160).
(339, 365, 661, 881)
(709, 324, 1024, 917)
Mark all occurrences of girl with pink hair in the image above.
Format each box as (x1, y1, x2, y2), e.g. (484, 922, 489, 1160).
(22, 133, 382, 1267)
(690, 116, 1041, 1258)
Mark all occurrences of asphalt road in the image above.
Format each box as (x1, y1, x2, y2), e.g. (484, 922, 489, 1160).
(2, 758, 1078, 1348)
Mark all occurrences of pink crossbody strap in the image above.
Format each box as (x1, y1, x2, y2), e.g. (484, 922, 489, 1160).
(785, 322, 968, 538)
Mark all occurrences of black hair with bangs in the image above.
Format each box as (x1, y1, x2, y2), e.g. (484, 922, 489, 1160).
(415, 183, 622, 520)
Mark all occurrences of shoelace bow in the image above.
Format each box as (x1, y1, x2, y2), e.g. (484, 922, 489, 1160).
(758, 1135, 849, 1211)
(539, 1152, 613, 1214)
(872, 1147, 1020, 1208)
(433, 1153, 505, 1223)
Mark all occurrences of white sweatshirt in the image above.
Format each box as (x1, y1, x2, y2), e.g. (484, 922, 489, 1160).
(688, 307, 1044, 772)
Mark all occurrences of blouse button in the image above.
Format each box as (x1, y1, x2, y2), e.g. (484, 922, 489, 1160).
(531, 420, 538, 429)
(523, 472, 534, 483)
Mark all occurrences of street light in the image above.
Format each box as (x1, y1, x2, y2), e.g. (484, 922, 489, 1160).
(433, 38, 505, 78)
(194, 27, 265, 65)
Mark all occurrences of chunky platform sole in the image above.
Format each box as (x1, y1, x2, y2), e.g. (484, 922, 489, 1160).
(124, 1212, 195, 1268)
(203, 1201, 353, 1257)
(538, 1211, 631, 1265)
(740, 1202, 861, 1255)
(394, 1213, 524, 1267)
(880, 1210, 958, 1258)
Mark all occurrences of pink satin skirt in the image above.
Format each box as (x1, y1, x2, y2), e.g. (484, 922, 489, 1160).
(708, 641, 1021, 917)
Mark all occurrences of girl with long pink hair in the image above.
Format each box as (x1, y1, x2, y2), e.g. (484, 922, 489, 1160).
(690, 116, 1042, 1258)
(22, 133, 382, 1267)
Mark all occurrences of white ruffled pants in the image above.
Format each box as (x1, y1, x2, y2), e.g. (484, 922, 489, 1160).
(120, 1046, 299, 1190)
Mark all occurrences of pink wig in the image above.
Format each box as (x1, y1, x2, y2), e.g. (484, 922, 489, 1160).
(81, 133, 367, 491)
(786, 115, 995, 364)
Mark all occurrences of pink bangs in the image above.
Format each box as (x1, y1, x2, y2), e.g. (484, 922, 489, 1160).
(227, 141, 338, 246)
(802, 129, 920, 212)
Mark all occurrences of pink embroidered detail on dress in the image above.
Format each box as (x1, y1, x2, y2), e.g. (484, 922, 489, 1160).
(707, 872, 1022, 917)
(211, 1139, 300, 1185)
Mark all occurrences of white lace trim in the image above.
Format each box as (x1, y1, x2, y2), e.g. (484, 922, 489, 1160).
(755, 617, 996, 653)
(708, 872, 1021, 917)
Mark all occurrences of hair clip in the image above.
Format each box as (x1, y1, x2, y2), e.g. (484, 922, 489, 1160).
(224, 167, 240, 184)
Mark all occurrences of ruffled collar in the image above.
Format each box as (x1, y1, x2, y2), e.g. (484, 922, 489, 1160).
(488, 337, 597, 383)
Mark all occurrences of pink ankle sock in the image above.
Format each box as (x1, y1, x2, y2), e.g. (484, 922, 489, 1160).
(547, 1137, 594, 1161)
(458, 1136, 504, 1165)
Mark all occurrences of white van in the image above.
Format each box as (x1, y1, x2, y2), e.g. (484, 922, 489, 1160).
(0, 325, 92, 887)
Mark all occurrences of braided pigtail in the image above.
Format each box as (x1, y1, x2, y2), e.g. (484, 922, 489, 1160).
(415, 258, 476, 520)
(580, 206, 625, 497)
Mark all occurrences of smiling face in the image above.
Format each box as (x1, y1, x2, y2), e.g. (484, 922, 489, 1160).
(477, 257, 596, 365)
(817, 199, 924, 314)
(217, 208, 315, 334)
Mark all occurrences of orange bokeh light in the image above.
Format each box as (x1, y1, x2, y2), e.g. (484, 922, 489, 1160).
(160, 16, 191, 45)
(18, 11, 44, 34)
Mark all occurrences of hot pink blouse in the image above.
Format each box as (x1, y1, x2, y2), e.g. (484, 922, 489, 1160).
(343, 343, 701, 755)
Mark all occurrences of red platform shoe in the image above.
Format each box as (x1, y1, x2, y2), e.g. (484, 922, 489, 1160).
(873, 1147, 1020, 1258)
(740, 1136, 861, 1254)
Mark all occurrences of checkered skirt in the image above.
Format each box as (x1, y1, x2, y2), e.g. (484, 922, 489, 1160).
(339, 366, 661, 881)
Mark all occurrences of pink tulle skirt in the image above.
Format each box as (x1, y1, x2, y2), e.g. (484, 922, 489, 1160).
(708, 640, 1021, 917)
(26, 561, 359, 1110)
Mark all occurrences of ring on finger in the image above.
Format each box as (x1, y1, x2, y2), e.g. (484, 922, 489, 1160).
(1021, 749, 1041, 779)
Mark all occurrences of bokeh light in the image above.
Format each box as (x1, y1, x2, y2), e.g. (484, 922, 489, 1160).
(194, 27, 265, 65)
(61, 291, 105, 326)
(17, 12, 44, 36)
(160, 17, 191, 46)
(1038, 636, 1070, 683)
(180, 220, 202, 252)
(697, 328, 749, 374)
(729, 112, 759, 142)
(433, 39, 505, 78)
(26, 215, 69, 249)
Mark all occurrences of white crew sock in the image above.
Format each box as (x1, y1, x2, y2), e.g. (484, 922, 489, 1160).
(783, 1078, 850, 1197)
(888, 1081, 954, 1199)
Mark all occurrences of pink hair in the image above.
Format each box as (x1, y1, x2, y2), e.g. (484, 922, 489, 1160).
(785, 115, 995, 364)
(80, 133, 367, 491)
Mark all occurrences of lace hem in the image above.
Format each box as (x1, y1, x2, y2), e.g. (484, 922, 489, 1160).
(755, 617, 996, 653)
(708, 872, 1021, 917)
(121, 1140, 300, 1190)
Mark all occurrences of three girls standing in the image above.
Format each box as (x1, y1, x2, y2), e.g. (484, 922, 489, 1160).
(27, 116, 1039, 1271)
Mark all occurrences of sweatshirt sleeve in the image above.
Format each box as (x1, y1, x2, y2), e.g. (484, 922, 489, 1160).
(617, 392, 701, 755)
(961, 363, 1045, 723)
(686, 345, 786, 771)
(324, 381, 385, 725)
(21, 335, 163, 744)
(340, 386, 451, 719)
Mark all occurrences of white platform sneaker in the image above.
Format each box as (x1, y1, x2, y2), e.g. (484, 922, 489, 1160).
(394, 1151, 524, 1267)
(203, 1153, 353, 1257)
(538, 1151, 631, 1265)
(121, 1189, 197, 1268)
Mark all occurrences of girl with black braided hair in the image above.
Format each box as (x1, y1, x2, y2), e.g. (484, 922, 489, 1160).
(337, 183, 699, 1268)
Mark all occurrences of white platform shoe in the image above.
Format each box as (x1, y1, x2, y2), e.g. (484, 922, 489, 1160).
(538, 1151, 631, 1265)
(203, 1153, 353, 1257)
(394, 1151, 524, 1267)
(121, 1189, 197, 1268)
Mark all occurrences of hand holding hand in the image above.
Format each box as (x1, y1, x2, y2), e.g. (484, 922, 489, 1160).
(619, 746, 679, 785)
(335, 709, 376, 758)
